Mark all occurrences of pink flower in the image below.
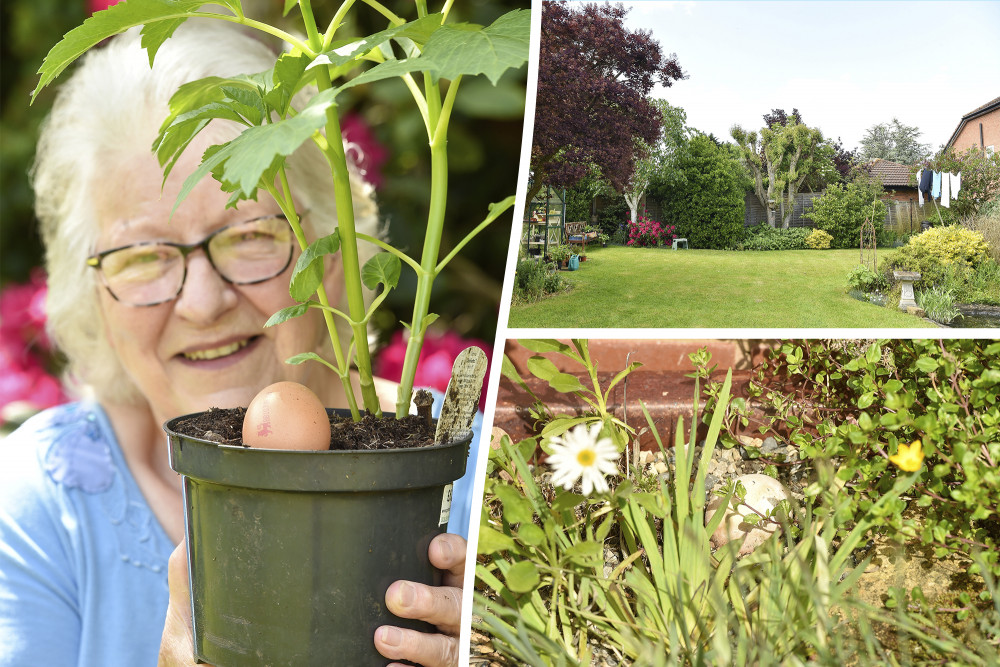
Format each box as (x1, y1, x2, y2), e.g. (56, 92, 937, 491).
(89, 0, 120, 14)
(375, 330, 491, 410)
(341, 113, 389, 188)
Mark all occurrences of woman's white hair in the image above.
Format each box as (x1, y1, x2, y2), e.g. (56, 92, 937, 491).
(33, 19, 381, 404)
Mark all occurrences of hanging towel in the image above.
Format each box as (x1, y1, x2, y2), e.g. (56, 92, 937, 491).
(932, 171, 942, 198)
(919, 169, 933, 205)
(917, 169, 924, 206)
(951, 172, 961, 200)
(941, 170, 951, 207)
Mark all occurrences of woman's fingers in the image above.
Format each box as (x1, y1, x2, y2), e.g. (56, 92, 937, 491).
(158, 541, 207, 666)
(374, 624, 458, 667)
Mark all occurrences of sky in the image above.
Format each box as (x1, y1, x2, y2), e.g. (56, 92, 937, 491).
(597, 1, 1000, 154)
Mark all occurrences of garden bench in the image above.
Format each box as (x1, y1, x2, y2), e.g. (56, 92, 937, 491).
(672, 237, 689, 250)
(565, 221, 597, 253)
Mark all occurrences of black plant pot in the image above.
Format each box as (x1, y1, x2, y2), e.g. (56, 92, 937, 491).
(165, 410, 470, 666)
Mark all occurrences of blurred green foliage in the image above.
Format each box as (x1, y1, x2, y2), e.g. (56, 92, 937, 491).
(0, 0, 527, 346)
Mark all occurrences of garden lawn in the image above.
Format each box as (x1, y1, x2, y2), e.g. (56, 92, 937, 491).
(508, 247, 939, 328)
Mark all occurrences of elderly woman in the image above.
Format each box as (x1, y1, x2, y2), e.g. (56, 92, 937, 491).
(0, 20, 480, 667)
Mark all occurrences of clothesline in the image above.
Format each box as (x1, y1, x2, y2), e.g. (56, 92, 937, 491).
(916, 168, 961, 209)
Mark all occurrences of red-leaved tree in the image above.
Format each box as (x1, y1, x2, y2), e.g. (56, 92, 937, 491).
(528, 1, 684, 204)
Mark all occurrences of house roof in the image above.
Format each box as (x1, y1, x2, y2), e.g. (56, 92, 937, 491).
(864, 158, 914, 188)
(945, 95, 1000, 150)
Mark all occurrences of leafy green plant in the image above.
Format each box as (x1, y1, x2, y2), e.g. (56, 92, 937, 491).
(881, 225, 991, 292)
(500, 339, 640, 450)
(477, 344, 996, 664)
(707, 340, 1000, 583)
(846, 264, 888, 293)
(33, 0, 528, 421)
(547, 245, 573, 264)
(513, 256, 564, 304)
(915, 286, 961, 324)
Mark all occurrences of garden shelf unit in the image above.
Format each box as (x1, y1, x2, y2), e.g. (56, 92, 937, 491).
(524, 185, 565, 259)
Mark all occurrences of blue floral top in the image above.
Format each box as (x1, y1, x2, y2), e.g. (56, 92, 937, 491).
(0, 398, 481, 666)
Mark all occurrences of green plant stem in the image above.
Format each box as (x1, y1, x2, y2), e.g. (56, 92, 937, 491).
(393, 78, 452, 417)
(269, 171, 359, 418)
(314, 73, 381, 417)
(323, 0, 358, 47)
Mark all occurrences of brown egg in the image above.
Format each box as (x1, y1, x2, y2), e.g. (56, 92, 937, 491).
(242, 381, 331, 450)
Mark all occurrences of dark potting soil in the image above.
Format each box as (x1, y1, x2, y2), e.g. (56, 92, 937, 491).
(170, 406, 437, 451)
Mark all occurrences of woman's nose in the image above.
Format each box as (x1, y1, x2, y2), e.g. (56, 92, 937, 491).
(172, 250, 238, 323)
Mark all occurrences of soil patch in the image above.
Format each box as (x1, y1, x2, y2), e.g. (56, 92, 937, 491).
(170, 406, 436, 451)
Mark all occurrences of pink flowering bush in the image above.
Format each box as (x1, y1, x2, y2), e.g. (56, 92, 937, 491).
(626, 216, 675, 248)
(375, 330, 491, 410)
(0, 269, 68, 426)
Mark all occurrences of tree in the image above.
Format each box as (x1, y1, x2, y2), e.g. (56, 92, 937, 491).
(731, 120, 833, 228)
(528, 1, 685, 204)
(652, 133, 751, 249)
(622, 99, 687, 226)
(803, 173, 887, 248)
(859, 118, 932, 164)
(925, 146, 1000, 218)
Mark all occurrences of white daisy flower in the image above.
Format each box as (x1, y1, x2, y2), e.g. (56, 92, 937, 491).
(546, 423, 620, 496)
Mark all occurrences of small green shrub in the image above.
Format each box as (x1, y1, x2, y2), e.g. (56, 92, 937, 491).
(805, 228, 833, 249)
(915, 286, 961, 324)
(738, 224, 811, 251)
(962, 195, 1000, 263)
(881, 225, 991, 289)
(804, 174, 887, 248)
(513, 258, 564, 303)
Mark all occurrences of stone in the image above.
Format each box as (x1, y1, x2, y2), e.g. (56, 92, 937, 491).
(893, 270, 921, 310)
(705, 473, 792, 556)
(906, 306, 926, 317)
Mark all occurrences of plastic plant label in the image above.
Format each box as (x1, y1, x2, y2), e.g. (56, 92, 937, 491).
(435, 346, 488, 444)
(439, 483, 454, 526)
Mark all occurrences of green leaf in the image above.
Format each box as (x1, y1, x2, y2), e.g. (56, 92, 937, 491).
(174, 88, 336, 215)
(33, 0, 209, 99)
(290, 232, 341, 302)
(264, 303, 310, 327)
(493, 485, 534, 525)
(478, 524, 515, 555)
(284, 352, 325, 366)
(915, 356, 939, 373)
(563, 541, 603, 567)
(517, 340, 572, 354)
(516, 523, 545, 548)
(268, 51, 314, 114)
(418, 10, 531, 85)
(361, 253, 402, 290)
(505, 560, 540, 593)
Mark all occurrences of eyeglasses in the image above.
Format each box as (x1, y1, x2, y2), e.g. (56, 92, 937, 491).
(86, 214, 295, 307)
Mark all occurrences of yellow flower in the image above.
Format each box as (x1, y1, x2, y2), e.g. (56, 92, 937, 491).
(889, 440, 924, 472)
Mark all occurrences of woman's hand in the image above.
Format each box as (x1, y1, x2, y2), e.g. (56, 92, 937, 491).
(158, 541, 205, 666)
(374, 533, 467, 667)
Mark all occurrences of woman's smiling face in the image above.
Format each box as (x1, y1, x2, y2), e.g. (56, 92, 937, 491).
(93, 139, 333, 424)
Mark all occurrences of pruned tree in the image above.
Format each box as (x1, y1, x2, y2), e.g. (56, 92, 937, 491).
(528, 1, 684, 204)
(859, 118, 932, 164)
(731, 120, 831, 228)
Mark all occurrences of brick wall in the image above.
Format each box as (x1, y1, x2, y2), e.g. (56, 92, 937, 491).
(950, 108, 1000, 154)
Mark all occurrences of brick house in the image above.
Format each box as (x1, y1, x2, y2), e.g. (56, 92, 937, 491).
(944, 96, 1000, 154)
(860, 158, 924, 233)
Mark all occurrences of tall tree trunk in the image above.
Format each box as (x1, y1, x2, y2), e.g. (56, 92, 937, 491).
(625, 189, 642, 226)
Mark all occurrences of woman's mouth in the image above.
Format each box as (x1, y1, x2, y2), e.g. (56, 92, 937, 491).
(180, 337, 257, 362)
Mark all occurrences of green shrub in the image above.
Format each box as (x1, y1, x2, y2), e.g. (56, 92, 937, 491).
(805, 228, 833, 249)
(962, 195, 1000, 263)
(881, 225, 991, 289)
(738, 224, 810, 251)
(653, 134, 748, 249)
(513, 258, 564, 303)
(804, 174, 887, 248)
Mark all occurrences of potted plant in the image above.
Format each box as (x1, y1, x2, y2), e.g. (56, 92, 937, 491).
(547, 244, 572, 269)
(33, 2, 527, 665)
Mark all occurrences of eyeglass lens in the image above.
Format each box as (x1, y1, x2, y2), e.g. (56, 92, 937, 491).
(96, 216, 293, 306)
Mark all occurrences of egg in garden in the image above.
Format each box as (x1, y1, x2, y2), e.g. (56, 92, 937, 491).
(242, 381, 331, 450)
